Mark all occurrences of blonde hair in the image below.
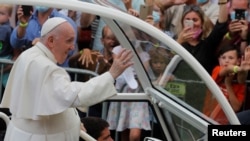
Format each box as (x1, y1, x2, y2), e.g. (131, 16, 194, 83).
(175, 5, 214, 40)
(0, 4, 13, 16)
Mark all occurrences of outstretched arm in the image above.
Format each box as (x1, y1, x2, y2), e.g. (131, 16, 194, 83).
(225, 76, 243, 112)
(217, 0, 228, 23)
(237, 47, 250, 83)
(16, 5, 31, 38)
(123, 0, 132, 10)
(154, 0, 187, 12)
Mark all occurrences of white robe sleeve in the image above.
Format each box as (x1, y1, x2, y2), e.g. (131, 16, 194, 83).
(37, 69, 116, 116)
(72, 72, 116, 107)
(1, 46, 117, 119)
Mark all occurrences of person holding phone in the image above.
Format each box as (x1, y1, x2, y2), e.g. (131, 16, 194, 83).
(224, 1, 250, 111)
(225, 0, 249, 54)
(225, 0, 250, 111)
(175, 0, 228, 74)
(154, 0, 219, 38)
(0, 4, 14, 89)
(21, 5, 33, 17)
(10, 5, 78, 67)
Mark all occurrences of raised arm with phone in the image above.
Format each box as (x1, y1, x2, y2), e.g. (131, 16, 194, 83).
(139, 4, 153, 20)
(226, 0, 249, 54)
(21, 5, 33, 16)
(174, 0, 229, 75)
(230, 9, 248, 21)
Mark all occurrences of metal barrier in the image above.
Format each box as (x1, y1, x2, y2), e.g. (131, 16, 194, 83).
(0, 58, 14, 98)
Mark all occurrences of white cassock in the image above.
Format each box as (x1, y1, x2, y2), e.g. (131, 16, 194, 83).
(0, 42, 117, 141)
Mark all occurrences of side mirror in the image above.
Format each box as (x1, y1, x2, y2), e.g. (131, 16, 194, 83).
(144, 137, 162, 141)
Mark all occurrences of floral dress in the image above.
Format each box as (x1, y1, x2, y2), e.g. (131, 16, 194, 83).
(106, 74, 151, 131)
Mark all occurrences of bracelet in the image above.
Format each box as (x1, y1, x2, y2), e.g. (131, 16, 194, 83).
(218, 0, 228, 5)
(241, 38, 248, 42)
(218, 2, 227, 5)
(233, 66, 239, 73)
(225, 32, 231, 40)
(19, 22, 28, 28)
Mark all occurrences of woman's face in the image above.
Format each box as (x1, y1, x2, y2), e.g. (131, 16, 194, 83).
(183, 11, 202, 30)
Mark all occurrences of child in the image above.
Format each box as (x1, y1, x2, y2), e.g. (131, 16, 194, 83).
(203, 44, 248, 124)
(106, 46, 151, 141)
(147, 47, 172, 85)
(0, 4, 13, 89)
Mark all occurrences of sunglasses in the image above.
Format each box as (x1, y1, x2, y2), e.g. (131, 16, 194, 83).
(183, 4, 203, 15)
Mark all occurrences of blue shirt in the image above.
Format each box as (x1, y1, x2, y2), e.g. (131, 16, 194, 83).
(0, 21, 13, 57)
(10, 9, 78, 67)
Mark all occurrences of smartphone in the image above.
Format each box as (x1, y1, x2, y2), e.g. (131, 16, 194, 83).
(22, 5, 33, 16)
(235, 9, 247, 20)
(139, 4, 153, 20)
(184, 20, 194, 28)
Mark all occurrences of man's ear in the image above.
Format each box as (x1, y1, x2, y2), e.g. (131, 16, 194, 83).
(47, 36, 54, 49)
(100, 37, 104, 45)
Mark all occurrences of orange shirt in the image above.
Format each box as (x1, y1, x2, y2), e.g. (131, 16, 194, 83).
(212, 66, 245, 103)
(203, 66, 246, 124)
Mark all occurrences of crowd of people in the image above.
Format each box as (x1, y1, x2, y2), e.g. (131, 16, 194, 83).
(1, 0, 250, 141)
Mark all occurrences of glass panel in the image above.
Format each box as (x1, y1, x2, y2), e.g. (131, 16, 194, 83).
(114, 21, 229, 125)
(162, 110, 205, 141)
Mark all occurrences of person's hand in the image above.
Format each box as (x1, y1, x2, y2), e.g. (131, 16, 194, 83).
(68, 10, 77, 21)
(145, 15, 155, 26)
(17, 5, 30, 24)
(241, 47, 250, 71)
(237, 47, 250, 83)
(225, 74, 234, 86)
(238, 20, 249, 40)
(154, 0, 187, 11)
(177, 26, 195, 44)
(95, 52, 107, 63)
(224, 65, 235, 86)
(32, 38, 40, 45)
(109, 48, 133, 79)
(228, 20, 244, 36)
(122, 0, 132, 10)
(78, 48, 94, 68)
(128, 8, 139, 17)
(122, 0, 131, 4)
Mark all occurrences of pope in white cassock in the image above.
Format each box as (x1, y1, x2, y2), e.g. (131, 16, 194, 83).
(0, 17, 133, 141)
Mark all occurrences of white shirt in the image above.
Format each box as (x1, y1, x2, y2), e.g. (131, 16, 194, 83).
(200, 1, 219, 25)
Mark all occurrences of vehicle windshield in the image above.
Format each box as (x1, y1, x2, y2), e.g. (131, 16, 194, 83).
(93, 0, 234, 136)
(112, 17, 227, 121)
(110, 19, 231, 140)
